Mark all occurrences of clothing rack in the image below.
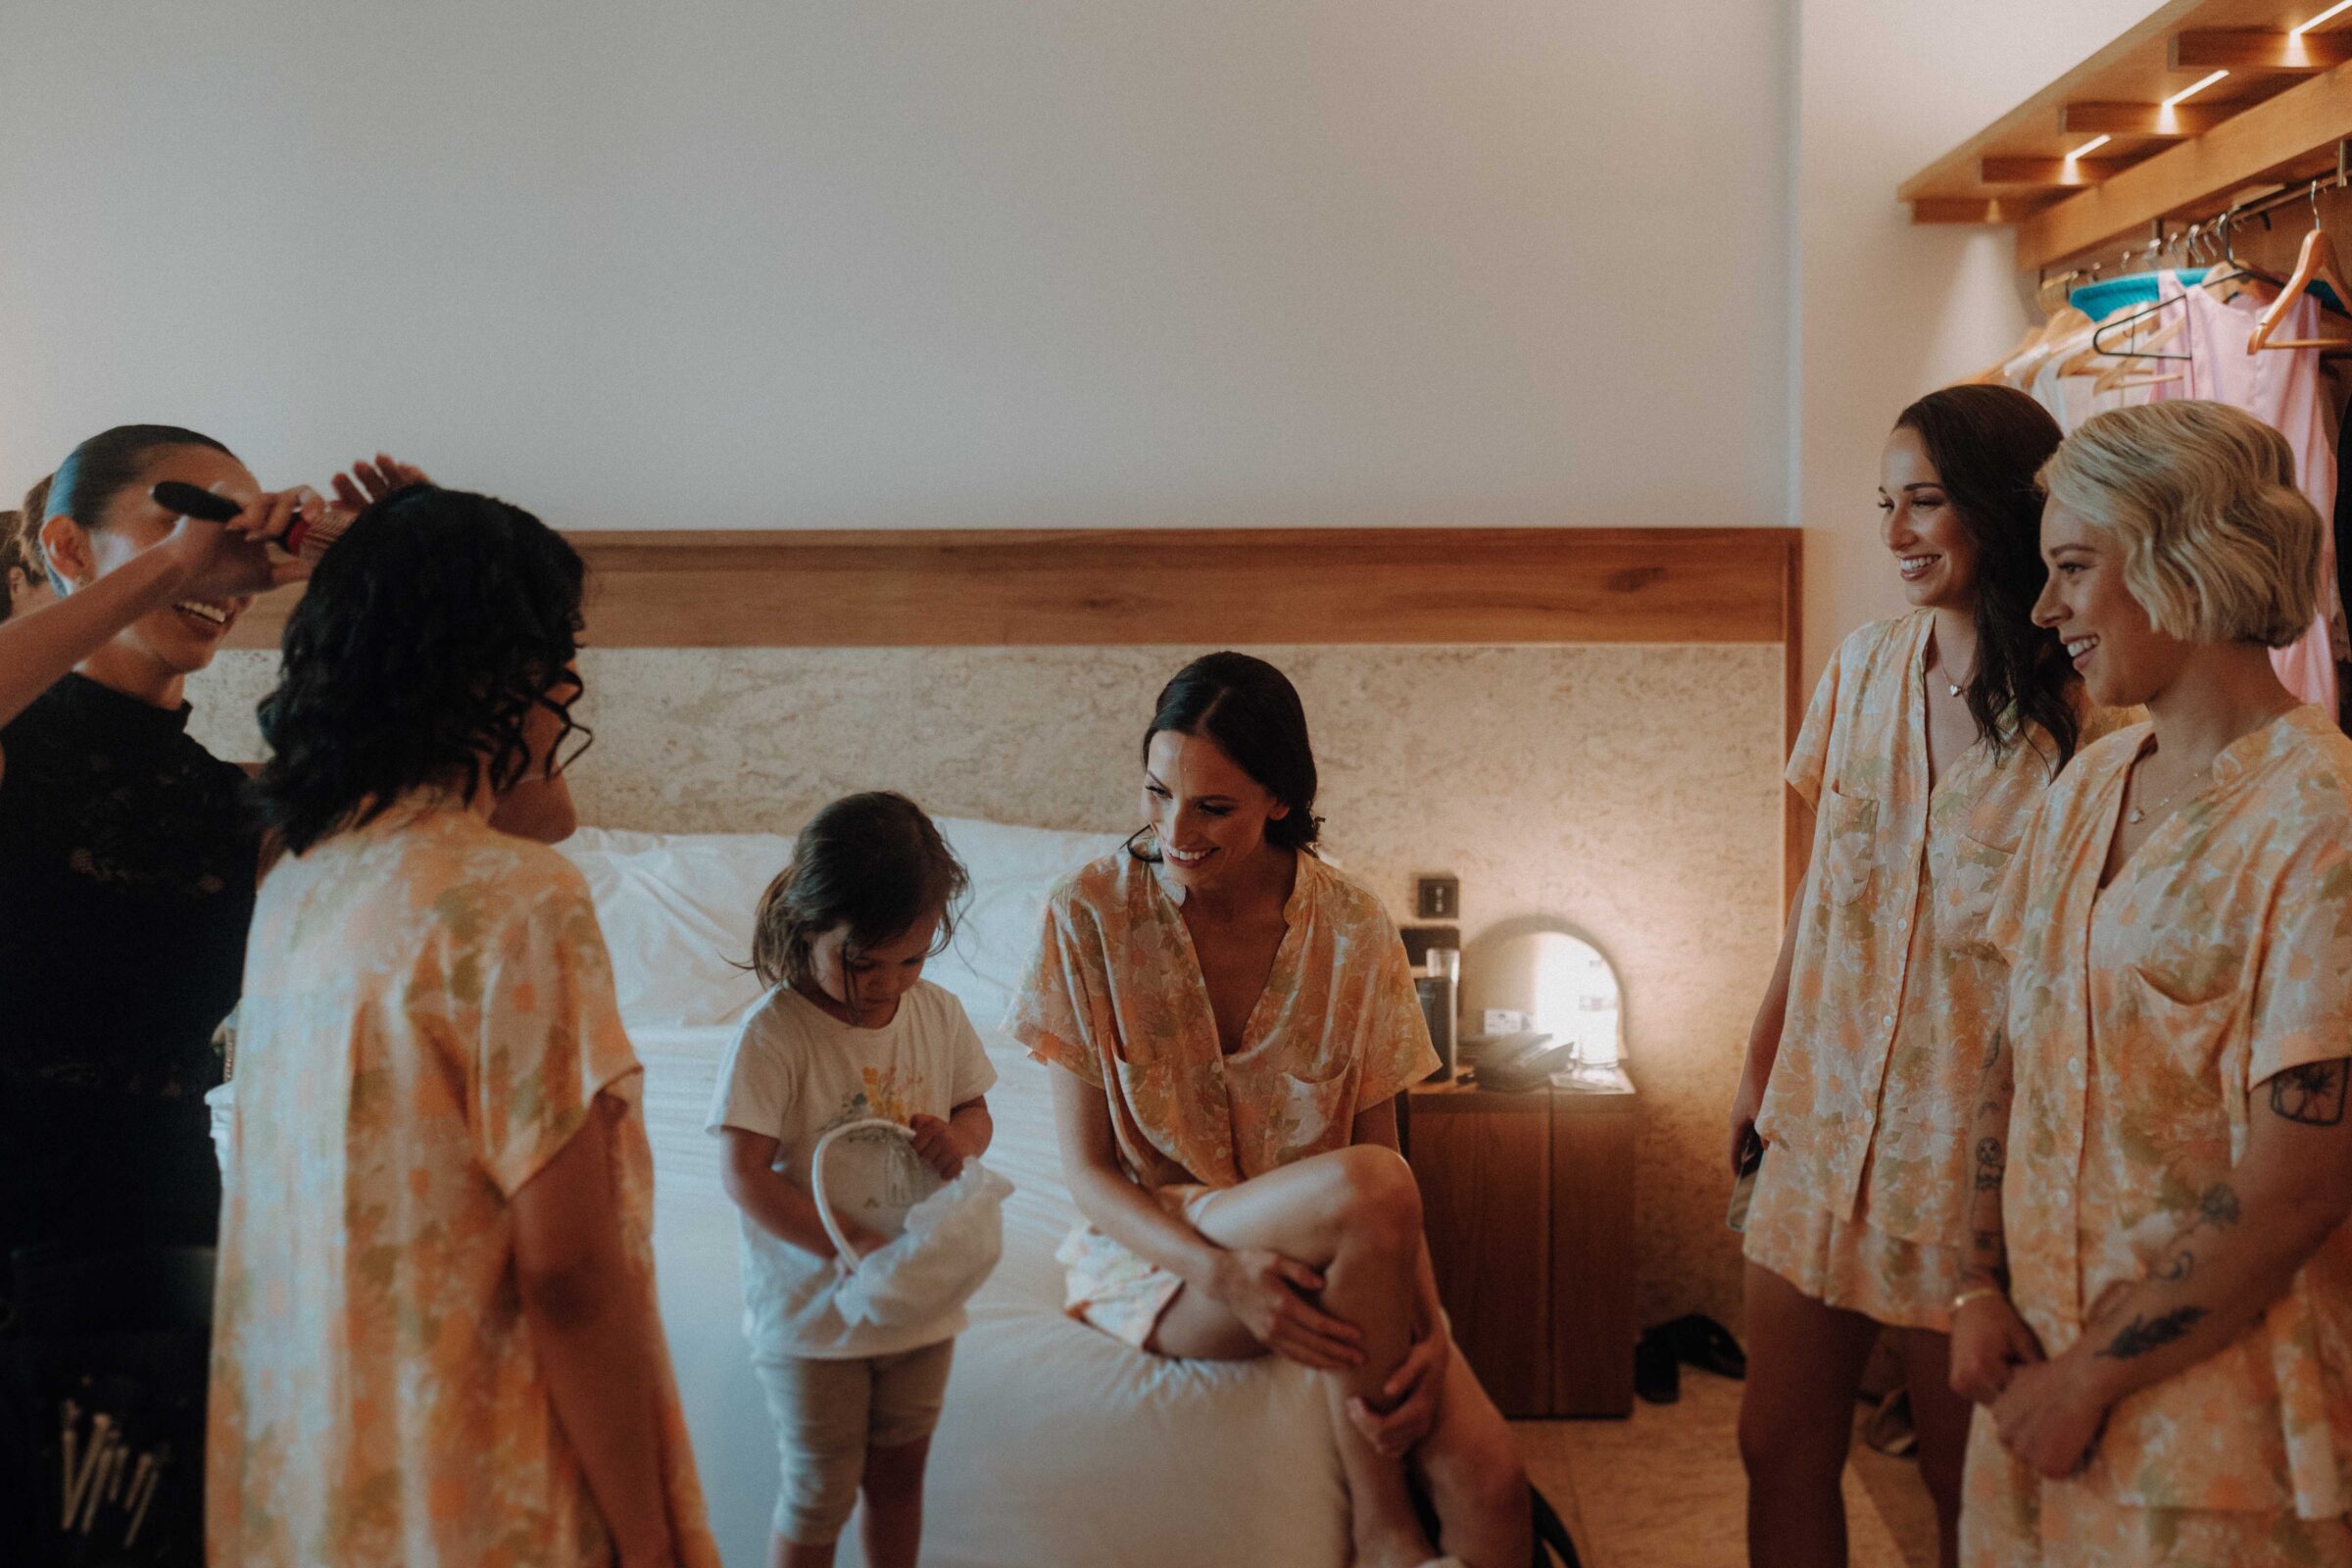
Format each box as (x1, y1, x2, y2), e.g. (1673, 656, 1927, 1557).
(2040, 139, 2352, 290)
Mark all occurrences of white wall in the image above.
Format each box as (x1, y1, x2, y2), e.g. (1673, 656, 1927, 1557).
(1, 0, 1788, 534)
(1793, 0, 2160, 679)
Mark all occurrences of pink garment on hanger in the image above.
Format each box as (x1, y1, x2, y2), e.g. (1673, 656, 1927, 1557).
(2159, 271, 2339, 715)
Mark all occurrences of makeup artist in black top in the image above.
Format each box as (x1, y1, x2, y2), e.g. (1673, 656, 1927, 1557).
(0, 427, 422, 1266)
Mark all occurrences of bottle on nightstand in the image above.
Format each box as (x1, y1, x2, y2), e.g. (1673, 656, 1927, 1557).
(1414, 947, 1460, 1083)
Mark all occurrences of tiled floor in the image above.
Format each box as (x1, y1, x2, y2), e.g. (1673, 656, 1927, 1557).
(1514, 1370, 1936, 1568)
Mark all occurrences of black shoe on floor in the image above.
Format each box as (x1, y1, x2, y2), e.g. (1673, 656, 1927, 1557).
(1658, 1311, 1747, 1381)
(1634, 1325, 1681, 1404)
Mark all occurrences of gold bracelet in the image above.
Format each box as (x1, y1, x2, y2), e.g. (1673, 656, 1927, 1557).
(1949, 1284, 2005, 1315)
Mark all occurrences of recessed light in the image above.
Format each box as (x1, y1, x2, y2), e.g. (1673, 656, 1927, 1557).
(2165, 70, 2230, 107)
(2294, 1, 2352, 37)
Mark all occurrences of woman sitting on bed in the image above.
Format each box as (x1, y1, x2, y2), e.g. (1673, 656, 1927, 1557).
(1012, 652, 1531, 1568)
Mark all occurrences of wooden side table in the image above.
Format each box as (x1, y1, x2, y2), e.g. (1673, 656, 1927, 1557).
(1400, 1070, 1639, 1418)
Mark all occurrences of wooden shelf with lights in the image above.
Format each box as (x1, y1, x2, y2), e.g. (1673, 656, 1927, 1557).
(1899, 0, 2352, 270)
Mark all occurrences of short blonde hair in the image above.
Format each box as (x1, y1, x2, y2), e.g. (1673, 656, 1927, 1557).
(2039, 400, 2321, 648)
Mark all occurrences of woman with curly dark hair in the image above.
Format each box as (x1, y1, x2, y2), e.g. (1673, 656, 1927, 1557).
(209, 485, 716, 1568)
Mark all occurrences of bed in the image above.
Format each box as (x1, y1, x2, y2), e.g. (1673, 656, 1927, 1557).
(566, 815, 1349, 1568)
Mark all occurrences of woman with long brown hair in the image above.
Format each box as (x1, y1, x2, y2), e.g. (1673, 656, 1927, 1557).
(1730, 385, 2119, 1568)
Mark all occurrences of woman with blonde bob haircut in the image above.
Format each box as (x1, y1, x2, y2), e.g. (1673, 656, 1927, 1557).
(1951, 398, 2352, 1566)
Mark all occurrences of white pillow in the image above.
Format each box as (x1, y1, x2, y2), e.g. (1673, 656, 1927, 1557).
(929, 817, 1128, 1029)
(562, 817, 1127, 1034)
(561, 827, 794, 1028)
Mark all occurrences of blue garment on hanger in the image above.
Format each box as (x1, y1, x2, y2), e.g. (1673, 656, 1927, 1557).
(2069, 270, 2208, 318)
(2071, 268, 2347, 318)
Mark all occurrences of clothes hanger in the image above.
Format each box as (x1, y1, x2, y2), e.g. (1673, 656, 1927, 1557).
(2070, 291, 2193, 375)
(2093, 332, 2185, 393)
(2047, 226, 2196, 375)
(2091, 308, 2188, 392)
(2194, 219, 2276, 300)
(2079, 226, 2238, 355)
(2000, 304, 2095, 384)
(1968, 320, 2051, 385)
(1967, 271, 2084, 384)
(2250, 179, 2352, 352)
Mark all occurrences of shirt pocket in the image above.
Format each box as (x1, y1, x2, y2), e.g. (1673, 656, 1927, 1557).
(1816, 787, 1879, 906)
(2116, 964, 2243, 1079)
(1279, 1028, 1358, 1085)
(1265, 1067, 1358, 1148)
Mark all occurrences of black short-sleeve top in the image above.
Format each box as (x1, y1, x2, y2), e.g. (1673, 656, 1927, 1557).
(0, 673, 259, 1249)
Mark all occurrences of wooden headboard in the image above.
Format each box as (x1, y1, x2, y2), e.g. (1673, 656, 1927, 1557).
(225, 525, 1804, 881)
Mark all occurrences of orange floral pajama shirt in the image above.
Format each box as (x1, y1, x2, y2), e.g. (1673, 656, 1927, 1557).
(1009, 848, 1439, 1347)
(1750, 611, 2117, 1330)
(207, 800, 717, 1567)
(1965, 708, 2352, 1564)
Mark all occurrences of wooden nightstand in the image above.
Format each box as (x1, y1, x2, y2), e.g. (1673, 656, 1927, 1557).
(1399, 1069, 1638, 1418)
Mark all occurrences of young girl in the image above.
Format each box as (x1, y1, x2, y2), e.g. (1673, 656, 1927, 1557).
(1729, 384, 2118, 1568)
(709, 791, 998, 1568)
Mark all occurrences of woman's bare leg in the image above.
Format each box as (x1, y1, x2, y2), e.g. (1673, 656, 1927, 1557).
(1151, 1146, 1440, 1568)
(1740, 1260, 1882, 1568)
(1893, 1328, 1970, 1568)
(1410, 1348, 1532, 1567)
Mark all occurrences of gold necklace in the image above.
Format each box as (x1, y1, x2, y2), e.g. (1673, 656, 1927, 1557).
(2126, 754, 2208, 826)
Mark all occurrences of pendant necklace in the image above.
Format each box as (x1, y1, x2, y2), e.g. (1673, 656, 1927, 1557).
(1929, 625, 1970, 700)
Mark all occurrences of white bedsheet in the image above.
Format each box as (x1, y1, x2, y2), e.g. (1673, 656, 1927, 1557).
(636, 1022, 1348, 1568)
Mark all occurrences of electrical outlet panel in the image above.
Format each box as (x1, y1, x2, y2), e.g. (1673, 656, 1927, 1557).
(1414, 874, 1460, 920)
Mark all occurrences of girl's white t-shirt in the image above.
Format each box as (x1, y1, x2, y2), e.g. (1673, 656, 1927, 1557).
(705, 980, 998, 1360)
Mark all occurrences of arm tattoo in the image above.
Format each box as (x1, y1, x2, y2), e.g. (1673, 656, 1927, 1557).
(2197, 1183, 2241, 1229)
(2269, 1061, 2349, 1127)
(1975, 1031, 2007, 1095)
(1974, 1136, 2005, 1192)
(2100, 1305, 2209, 1360)
(1970, 1228, 2006, 1277)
